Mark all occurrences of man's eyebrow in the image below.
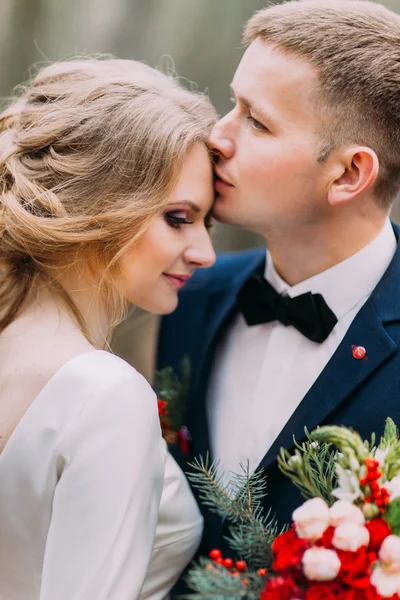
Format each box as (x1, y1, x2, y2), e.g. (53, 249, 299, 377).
(229, 84, 273, 123)
(167, 200, 201, 213)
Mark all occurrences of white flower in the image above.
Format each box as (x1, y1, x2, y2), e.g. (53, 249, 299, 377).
(332, 464, 362, 503)
(374, 447, 389, 466)
(288, 455, 302, 469)
(379, 535, 400, 573)
(371, 565, 400, 597)
(302, 547, 341, 581)
(293, 497, 330, 541)
(332, 523, 370, 551)
(386, 474, 400, 501)
(349, 454, 360, 472)
(329, 500, 365, 527)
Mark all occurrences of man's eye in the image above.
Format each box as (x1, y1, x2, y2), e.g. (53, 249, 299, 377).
(165, 212, 194, 230)
(246, 115, 267, 131)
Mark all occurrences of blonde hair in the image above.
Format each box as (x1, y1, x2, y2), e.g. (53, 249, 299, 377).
(0, 58, 216, 340)
(244, 0, 400, 207)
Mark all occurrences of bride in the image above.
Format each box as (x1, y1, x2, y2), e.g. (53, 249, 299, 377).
(0, 58, 216, 599)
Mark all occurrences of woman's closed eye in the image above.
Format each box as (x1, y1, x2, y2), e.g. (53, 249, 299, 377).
(165, 211, 194, 230)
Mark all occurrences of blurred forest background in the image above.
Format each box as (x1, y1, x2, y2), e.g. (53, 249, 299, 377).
(0, 0, 399, 251)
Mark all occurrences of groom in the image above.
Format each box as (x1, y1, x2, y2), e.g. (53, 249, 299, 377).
(157, 0, 400, 555)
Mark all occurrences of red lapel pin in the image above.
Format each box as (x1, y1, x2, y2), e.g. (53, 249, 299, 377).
(352, 345, 367, 360)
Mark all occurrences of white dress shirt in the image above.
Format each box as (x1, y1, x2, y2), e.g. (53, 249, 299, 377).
(207, 219, 397, 480)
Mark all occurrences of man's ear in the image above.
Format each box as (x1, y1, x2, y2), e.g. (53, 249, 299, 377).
(327, 147, 379, 207)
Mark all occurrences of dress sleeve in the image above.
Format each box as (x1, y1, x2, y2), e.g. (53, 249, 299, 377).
(39, 366, 166, 600)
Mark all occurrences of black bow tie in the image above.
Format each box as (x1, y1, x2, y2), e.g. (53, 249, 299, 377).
(237, 275, 338, 343)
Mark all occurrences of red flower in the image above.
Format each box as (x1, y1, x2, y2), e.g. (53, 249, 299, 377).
(315, 526, 335, 549)
(272, 529, 310, 573)
(365, 518, 391, 551)
(341, 584, 380, 599)
(157, 399, 168, 416)
(337, 547, 370, 587)
(305, 581, 344, 600)
(261, 575, 302, 600)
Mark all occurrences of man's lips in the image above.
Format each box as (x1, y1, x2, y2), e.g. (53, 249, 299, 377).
(163, 273, 191, 289)
(214, 170, 234, 189)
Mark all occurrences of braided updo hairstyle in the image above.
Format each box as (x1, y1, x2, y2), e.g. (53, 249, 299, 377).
(0, 58, 216, 341)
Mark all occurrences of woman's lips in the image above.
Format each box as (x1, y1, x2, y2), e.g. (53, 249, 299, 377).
(163, 274, 191, 289)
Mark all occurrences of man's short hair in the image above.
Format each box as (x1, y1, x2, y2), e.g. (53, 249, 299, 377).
(244, 0, 400, 207)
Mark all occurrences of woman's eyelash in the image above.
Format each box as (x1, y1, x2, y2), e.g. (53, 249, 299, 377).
(165, 213, 194, 229)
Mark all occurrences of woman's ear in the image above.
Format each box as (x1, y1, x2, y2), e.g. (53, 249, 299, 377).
(327, 147, 379, 207)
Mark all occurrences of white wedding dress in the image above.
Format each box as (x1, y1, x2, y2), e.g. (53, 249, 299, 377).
(0, 350, 203, 600)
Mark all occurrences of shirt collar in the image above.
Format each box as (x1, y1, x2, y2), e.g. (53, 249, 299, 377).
(264, 218, 397, 321)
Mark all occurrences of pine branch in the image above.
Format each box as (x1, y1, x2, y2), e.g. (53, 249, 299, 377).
(187, 459, 281, 570)
(183, 557, 264, 600)
(226, 505, 281, 569)
(278, 432, 337, 505)
(187, 456, 248, 519)
(230, 464, 268, 509)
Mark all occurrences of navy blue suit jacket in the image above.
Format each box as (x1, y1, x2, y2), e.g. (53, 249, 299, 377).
(157, 224, 400, 556)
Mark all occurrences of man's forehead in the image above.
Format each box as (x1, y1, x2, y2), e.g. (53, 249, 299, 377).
(234, 39, 317, 92)
(232, 40, 319, 128)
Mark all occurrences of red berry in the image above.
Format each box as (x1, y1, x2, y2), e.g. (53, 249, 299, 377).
(257, 568, 268, 576)
(235, 560, 246, 572)
(223, 558, 234, 569)
(216, 557, 224, 565)
(209, 549, 222, 560)
(231, 572, 240, 578)
(241, 578, 248, 586)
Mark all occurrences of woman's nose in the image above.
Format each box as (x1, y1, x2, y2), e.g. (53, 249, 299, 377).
(185, 232, 216, 269)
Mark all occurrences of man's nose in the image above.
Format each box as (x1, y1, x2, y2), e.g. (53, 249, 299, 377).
(208, 113, 236, 160)
(185, 232, 216, 270)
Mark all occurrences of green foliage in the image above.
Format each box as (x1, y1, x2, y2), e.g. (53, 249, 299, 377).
(310, 424, 370, 463)
(379, 419, 400, 481)
(183, 558, 263, 600)
(187, 457, 282, 570)
(384, 497, 400, 535)
(278, 430, 337, 505)
(153, 356, 190, 430)
(381, 418, 399, 449)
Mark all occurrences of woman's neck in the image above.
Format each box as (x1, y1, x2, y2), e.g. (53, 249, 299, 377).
(27, 273, 110, 350)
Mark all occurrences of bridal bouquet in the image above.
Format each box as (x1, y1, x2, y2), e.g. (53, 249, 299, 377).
(186, 418, 400, 599)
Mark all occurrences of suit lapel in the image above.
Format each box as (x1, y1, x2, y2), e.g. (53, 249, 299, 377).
(257, 300, 398, 470)
(257, 222, 400, 471)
